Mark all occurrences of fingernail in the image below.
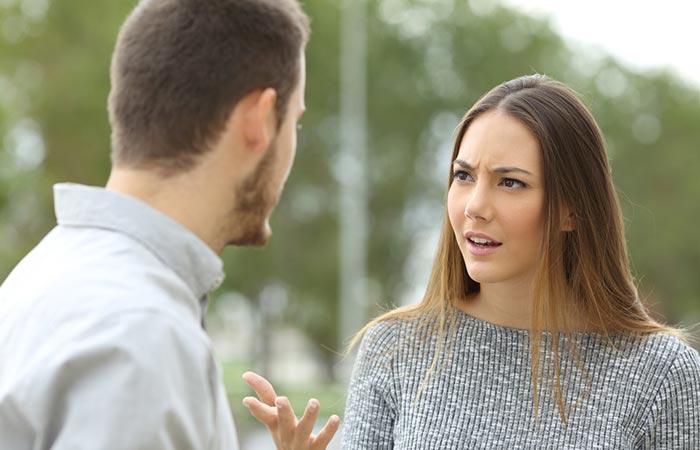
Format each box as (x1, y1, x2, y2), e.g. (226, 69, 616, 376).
(275, 397, 287, 408)
(242, 398, 252, 407)
(308, 399, 319, 411)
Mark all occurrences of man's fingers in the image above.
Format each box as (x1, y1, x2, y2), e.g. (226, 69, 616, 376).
(311, 415, 341, 450)
(242, 371, 278, 405)
(275, 396, 298, 439)
(293, 398, 320, 447)
(242, 396, 278, 429)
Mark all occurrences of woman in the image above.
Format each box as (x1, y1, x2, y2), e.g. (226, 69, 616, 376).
(341, 75, 700, 449)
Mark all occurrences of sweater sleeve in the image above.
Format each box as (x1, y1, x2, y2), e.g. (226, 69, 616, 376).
(341, 320, 400, 450)
(637, 346, 700, 449)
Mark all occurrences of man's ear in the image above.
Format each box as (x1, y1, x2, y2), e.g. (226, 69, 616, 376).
(233, 88, 277, 154)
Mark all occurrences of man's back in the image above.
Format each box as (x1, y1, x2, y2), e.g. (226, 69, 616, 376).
(0, 184, 238, 449)
(0, 0, 317, 446)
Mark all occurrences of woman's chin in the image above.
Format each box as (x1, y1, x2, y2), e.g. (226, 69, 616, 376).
(465, 263, 502, 284)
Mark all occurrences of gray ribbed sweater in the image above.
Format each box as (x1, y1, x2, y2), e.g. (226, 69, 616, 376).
(341, 309, 700, 449)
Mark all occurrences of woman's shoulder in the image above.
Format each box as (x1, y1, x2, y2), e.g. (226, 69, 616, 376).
(611, 332, 700, 385)
(648, 333, 700, 375)
(359, 317, 403, 354)
(628, 333, 700, 439)
(632, 332, 699, 364)
(356, 307, 433, 359)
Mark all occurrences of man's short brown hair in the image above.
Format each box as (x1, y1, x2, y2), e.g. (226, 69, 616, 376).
(108, 0, 309, 172)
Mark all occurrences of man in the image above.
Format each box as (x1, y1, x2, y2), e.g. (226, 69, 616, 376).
(0, 0, 338, 448)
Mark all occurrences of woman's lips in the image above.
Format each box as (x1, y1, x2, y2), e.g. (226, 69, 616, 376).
(463, 231, 502, 256)
(466, 238, 502, 256)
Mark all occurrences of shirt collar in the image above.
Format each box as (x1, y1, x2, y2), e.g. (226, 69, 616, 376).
(53, 183, 225, 301)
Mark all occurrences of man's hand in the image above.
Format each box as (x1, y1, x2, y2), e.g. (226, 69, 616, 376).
(242, 371, 340, 450)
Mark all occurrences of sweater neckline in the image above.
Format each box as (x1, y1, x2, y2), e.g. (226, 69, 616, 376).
(454, 307, 530, 337)
(452, 306, 615, 340)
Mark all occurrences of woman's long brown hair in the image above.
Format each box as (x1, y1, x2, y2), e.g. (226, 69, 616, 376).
(349, 74, 685, 423)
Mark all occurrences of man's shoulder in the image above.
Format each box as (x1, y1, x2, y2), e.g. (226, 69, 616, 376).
(1, 223, 196, 323)
(3, 224, 155, 288)
(0, 288, 199, 357)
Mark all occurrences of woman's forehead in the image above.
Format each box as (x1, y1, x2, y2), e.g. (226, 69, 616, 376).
(456, 112, 541, 171)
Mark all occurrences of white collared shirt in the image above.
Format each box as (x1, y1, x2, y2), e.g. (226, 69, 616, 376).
(0, 183, 239, 449)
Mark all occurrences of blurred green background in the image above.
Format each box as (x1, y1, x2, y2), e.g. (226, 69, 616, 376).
(1, 0, 699, 447)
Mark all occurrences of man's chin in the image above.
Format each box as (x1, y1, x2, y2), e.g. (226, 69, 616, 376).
(227, 220, 271, 247)
(252, 221, 272, 247)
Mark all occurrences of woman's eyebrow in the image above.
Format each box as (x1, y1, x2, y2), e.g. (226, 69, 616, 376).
(492, 166, 533, 176)
(453, 159, 533, 176)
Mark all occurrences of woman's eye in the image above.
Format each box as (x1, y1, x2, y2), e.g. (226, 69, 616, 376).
(453, 170, 473, 182)
(501, 178, 526, 189)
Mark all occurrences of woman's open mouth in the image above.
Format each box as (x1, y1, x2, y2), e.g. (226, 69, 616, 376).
(464, 232, 502, 256)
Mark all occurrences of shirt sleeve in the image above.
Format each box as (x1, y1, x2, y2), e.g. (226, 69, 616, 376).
(637, 346, 700, 449)
(1, 310, 220, 450)
(341, 320, 399, 450)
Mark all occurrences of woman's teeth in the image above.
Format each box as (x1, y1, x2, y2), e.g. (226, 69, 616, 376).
(469, 237, 498, 247)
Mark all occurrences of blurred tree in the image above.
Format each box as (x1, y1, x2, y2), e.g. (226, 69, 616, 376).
(1, 0, 698, 381)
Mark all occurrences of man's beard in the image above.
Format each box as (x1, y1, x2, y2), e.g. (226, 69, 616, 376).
(225, 140, 280, 247)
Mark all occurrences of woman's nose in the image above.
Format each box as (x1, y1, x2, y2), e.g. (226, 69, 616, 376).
(464, 182, 491, 222)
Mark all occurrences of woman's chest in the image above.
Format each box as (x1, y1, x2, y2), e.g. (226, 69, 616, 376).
(391, 362, 641, 449)
(392, 401, 638, 449)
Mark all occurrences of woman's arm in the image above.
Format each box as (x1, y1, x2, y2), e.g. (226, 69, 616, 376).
(342, 321, 400, 450)
(242, 372, 340, 450)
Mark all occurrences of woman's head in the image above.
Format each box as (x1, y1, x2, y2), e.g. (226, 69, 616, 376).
(443, 74, 640, 330)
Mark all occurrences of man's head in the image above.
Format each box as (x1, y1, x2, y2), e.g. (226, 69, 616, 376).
(222, 55, 306, 247)
(107, 0, 309, 248)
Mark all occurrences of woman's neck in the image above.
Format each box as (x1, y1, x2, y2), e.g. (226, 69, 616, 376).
(457, 282, 534, 330)
(456, 280, 597, 332)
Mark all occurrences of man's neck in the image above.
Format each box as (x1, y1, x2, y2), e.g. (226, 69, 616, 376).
(105, 167, 226, 253)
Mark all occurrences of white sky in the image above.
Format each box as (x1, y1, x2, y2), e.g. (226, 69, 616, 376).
(500, 0, 700, 89)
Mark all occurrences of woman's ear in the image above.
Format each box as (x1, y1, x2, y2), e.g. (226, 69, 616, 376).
(561, 205, 576, 232)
